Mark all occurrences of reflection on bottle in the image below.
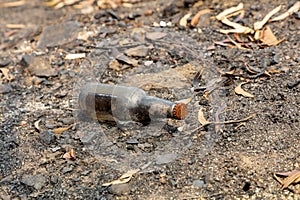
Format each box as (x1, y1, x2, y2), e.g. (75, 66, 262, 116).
(78, 83, 188, 124)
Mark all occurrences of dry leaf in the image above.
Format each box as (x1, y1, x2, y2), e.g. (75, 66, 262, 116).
(65, 53, 86, 60)
(179, 13, 192, 28)
(102, 169, 139, 186)
(254, 5, 282, 30)
(198, 108, 209, 125)
(235, 82, 254, 98)
(259, 26, 284, 46)
(218, 17, 254, 34)
(271, 1, 300, 22)
(0, 68, 12, 81)
(191, 9, 212, 27)
(216, 3, 244, 20)
(274, 170, 300, 189)
(53, 126, 71, 135)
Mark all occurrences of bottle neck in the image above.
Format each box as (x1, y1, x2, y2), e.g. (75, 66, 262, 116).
(137, 96, 176, 119)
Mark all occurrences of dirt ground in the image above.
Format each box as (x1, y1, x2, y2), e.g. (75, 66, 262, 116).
(0, 0, 300, 199)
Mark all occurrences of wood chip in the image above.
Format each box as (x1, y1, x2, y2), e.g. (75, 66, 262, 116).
(254, 5, 282, 30)
(191, 9, 212, 27)
(234, 82, 254, 98)
(102, 169, 139, 186)
(65, 53, 86, 60)
(274, 170, 300, 189)
(179, 13, 192, 28)
(34, 119, 41, 132)
(0, 0, 25, 8)
(0, 68, 12, 81)
(216, 3, 244, 20)
(259, 26, 284, 46)
(198, 108, 209, 125)
(63, 148, 76, 160)
(218, 17, 254, 34)
(53, 126, 71, 135)
(270, 1, 300, 22)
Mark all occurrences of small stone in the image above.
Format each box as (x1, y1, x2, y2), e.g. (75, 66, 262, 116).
(59, 118, 74, 125)
(144, 60, 153, 66)
(21, 174, 46, 190)
(124, 45, 149, 57)
(61, 166, 73, 174)
(270, 54, 280, 65)
(293, 12, 300, 20)
(45, 124, 56, 129)
(0, 59, 11, 67)
(160, 21, 167, 27)
(0, 84, 12, 94)
(36, 21, 81, 50)
(156, 153, 178, 165)
(146, 32, 167, 41)
(296, 56, 300, 63)
(192, 179, 205, 187)
(21, 55, 58, 77)
(39, 130, 56, 145)
(108, 184, 130, 195)
(125, 139, 139, 145)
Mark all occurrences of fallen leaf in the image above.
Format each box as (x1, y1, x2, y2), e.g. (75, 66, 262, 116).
(216, 3, 244, 20)
(234, 82, 254, 98)
(271, 1, 300, 22)
(179, 13, 192, 28)
(191, 9, 212, 27)
(198, 108, 209, 125)
(274, 170, 300, 189)
(254, 5, 282, 30)
(259, 26, 284, 46)
(53, 126, 71, 135)
(102, 169, 139, 186)
(65, 53, 86, 60)
(0, 68, 12, 81)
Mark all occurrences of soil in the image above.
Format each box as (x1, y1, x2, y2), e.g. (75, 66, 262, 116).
(0, 0, 299, 199)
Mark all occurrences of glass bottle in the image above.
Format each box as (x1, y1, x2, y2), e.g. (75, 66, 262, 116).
(78, 82, 188, 124)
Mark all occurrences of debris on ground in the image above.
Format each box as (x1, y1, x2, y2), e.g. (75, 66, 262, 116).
(274, 170, 300, 189)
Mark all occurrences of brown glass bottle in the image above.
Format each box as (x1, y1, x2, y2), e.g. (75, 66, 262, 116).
(78, 83, 188, 124)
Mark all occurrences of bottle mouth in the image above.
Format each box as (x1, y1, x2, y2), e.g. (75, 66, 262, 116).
(172, 102, 188, 120)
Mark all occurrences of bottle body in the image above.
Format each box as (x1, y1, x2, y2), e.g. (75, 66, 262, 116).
(78, 83, 188, 124)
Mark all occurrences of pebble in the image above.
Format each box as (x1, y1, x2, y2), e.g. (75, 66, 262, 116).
(125, 139, 139, 145)
(192, 179, 205, 187)
(21, 174, 46, 190)
(0, 59, 11, 67)
(0, 84, 12, 94)
(39, 130, 56, 145)
(124, 45, 149, 57)
(61, 166, 73, 174)
(59, 117, 74, 125)
(21, 55, 58, 77)
(156, 153, 178, 165)
(36, 21, 81, 50)
(108, 183, 130, 195)
(270, 54, 280, 65)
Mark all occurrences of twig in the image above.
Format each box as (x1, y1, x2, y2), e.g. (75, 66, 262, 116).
(191, 113, 256, 134)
